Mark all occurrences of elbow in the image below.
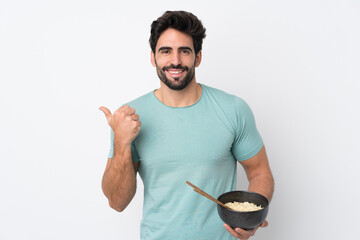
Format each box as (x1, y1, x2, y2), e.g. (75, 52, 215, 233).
(109, 200, 126, 212)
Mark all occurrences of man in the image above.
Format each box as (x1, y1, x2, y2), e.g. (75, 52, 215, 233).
(100, 11, 274, 240)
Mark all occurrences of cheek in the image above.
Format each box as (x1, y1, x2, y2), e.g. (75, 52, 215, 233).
(154, 57, 166, 67)
(152, 53, 169, 67)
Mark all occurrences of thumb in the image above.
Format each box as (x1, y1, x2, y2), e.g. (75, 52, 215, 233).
(259, 220, 268, 228)
(99, 106, 112, 121)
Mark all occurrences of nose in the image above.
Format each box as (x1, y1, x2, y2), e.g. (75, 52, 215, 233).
(170, 52, 182, 66)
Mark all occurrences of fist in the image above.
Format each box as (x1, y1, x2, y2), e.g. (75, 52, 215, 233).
(99, 105, 141, 146)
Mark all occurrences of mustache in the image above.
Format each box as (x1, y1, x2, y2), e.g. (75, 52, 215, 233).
(162, 64, 189, 71)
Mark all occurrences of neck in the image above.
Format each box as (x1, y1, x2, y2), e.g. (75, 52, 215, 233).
(154, 79, 202, 107)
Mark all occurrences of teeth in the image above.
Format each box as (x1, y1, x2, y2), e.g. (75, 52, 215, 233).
(168, 70, 183, 74)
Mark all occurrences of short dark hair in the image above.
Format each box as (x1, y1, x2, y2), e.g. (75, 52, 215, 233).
(149, 11, 206, 55)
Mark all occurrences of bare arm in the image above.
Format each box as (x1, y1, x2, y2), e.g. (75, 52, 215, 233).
(240, 145, 274, 201)
(102, 154, 139, 212)
(224, 146, 274, 239)
(99, 105, 141, 212)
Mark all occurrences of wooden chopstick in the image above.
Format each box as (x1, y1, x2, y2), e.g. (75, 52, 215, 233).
(186, 181, 232, 210)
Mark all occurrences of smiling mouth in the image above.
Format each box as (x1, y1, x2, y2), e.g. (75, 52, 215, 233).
(167, 70, 184, 74)
(166, 69, 186, 79)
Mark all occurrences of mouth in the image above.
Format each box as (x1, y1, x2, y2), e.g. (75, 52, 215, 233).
(166, 69, 186, 79)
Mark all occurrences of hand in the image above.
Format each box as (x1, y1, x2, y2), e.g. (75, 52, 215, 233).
(99, 105, 141, 146)
(224, 220, 268, 240)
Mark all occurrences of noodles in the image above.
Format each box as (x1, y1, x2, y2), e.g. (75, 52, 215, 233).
(225, 201, 263, 212)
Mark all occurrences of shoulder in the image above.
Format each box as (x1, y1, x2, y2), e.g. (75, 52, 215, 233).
(202, 84, 251, 112)
(202, 84, 257, 132)
(124, 91, 155, 109)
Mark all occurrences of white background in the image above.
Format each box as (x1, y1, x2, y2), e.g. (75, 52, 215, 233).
(1, 0, 359, 239)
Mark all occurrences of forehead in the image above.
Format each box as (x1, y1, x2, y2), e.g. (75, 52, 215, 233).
(156, 28, 194, 51)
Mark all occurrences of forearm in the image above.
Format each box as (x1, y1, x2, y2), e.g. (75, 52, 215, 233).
(102, 144, 137, 212)
(247, 173, 274, 201)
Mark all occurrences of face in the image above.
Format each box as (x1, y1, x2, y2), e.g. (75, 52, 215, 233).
(151, 28, 201, 90)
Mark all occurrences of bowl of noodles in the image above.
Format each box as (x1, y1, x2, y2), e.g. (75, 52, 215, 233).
(217, 191, 269, 230)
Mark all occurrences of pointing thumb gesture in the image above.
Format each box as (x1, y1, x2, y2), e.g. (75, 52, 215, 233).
(99, 106, 112, 124)
(99, 105, 141, 146)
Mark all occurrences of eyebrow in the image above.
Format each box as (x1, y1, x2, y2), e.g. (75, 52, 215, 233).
(157, 46, 193, 52)
(179, 47, 193, 52)
(158, 47, 172, 52)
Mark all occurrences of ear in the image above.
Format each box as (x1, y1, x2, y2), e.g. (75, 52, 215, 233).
(151, 50, 156, 67)
(195, 51, 202, 67)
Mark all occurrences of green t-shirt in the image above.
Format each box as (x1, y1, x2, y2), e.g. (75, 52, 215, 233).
(109, 84, 263, 240)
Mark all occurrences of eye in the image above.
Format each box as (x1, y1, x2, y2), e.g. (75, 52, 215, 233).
(160, 49, 171, 54)
(181, 50, 190, 55)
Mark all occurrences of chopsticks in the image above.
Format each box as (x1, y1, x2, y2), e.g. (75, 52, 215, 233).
(186, 181, 232, 210)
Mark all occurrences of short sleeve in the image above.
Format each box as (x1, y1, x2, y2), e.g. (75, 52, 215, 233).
(107, 129, 140, 162)
(231, 98, 263, 161)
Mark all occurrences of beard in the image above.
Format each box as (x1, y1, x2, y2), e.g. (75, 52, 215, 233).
(155, 63, 195, 90)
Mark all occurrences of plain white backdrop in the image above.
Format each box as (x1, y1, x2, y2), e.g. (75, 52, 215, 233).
(1, 0, 359, 239)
